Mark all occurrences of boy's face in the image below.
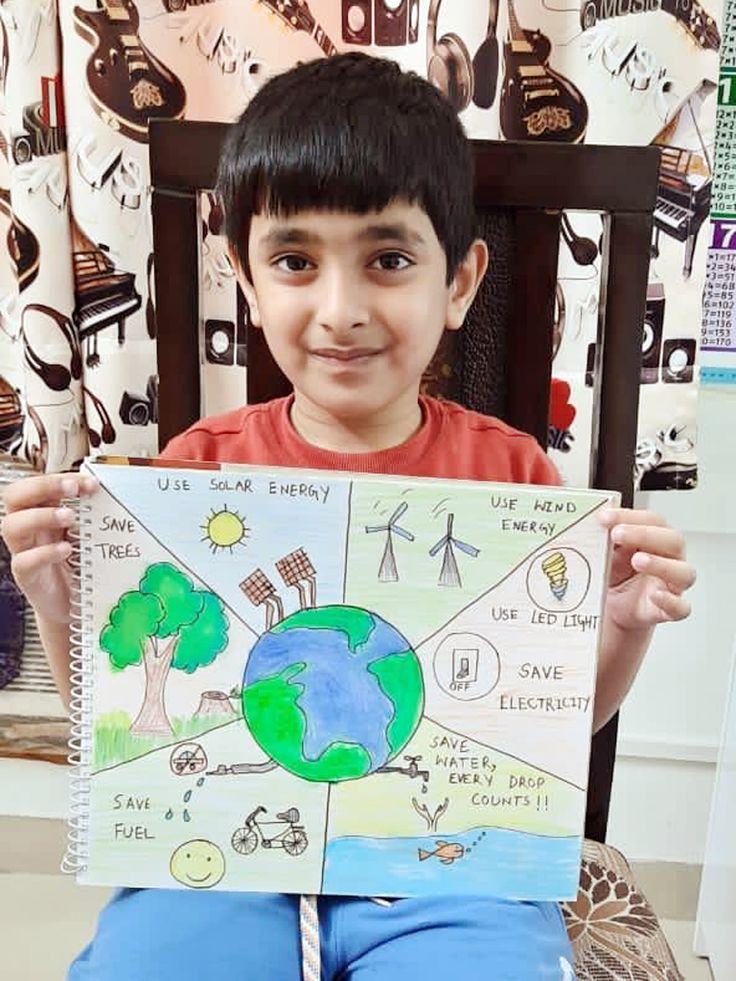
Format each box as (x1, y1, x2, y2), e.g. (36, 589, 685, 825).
(235, 200, 486, 428)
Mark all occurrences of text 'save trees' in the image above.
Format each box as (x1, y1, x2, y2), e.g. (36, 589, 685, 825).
(100, 563, 229, 736)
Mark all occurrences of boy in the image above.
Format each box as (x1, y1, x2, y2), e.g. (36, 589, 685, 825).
(2, 53, 694, 980)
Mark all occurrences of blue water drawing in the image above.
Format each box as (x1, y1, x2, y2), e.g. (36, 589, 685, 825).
(323, 827, 581, 900)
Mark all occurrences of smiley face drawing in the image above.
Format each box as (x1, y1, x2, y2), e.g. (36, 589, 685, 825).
(170, 839, 225, 889)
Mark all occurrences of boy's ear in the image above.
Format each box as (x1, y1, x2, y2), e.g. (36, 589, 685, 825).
(227, 247, 261, 327)
(445, 239, 489, 332)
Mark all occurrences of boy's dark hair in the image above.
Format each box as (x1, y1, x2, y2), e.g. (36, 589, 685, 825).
(216, 52, 476, 285)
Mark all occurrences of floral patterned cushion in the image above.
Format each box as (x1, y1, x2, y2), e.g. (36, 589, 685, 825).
(561, 840, 684, 980)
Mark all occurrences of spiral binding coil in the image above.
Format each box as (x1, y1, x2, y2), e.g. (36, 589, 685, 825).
(61, 491, 94, 875)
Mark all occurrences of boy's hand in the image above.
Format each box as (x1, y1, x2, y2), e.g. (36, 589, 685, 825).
(1, 473, 99, 625)
(599, 507, 695, 631)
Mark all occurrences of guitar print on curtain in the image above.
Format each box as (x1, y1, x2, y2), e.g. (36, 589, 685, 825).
(0, 0, 726, 491)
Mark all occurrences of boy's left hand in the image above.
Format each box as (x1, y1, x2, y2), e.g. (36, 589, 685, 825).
(599, 508, 695, 631)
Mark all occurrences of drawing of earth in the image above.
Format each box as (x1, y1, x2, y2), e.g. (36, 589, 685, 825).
(242, 605, 424, 782)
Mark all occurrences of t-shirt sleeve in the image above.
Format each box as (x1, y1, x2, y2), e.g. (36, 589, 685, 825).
(520, 438, 563, 487)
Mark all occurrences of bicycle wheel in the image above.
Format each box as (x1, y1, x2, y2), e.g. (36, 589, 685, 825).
(282, 828, 308, 856)
(231, 826, 258, 855)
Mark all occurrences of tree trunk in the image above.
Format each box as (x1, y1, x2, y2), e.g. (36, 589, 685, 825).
(130, 636, 175, 737)
(194, 690, 236, 718)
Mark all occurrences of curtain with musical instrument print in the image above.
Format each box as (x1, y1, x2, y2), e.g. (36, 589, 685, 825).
(420, 0, 720, 491)
(0, 2, 82, 473)
(0, 1, 726, 492)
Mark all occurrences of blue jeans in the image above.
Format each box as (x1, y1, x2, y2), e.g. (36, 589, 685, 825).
(68, 890, 576, 979)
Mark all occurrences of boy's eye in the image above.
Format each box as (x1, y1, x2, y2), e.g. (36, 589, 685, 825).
(373, 252, 412, 271)
(274, 255, 312, 272)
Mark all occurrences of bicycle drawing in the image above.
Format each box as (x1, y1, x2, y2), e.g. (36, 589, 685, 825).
(231, 805, 308, 857)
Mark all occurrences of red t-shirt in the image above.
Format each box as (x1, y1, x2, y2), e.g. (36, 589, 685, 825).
(161, 395, 560, 487)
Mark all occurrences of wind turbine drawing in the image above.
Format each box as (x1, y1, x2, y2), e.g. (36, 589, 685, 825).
(429, 513, 479, 587)
(365, 502, 415, 582)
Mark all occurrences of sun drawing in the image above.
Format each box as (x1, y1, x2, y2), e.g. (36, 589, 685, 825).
(201, 505, 249, 554)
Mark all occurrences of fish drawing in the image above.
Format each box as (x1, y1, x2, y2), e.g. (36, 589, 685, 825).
(417, 841, 464, 865)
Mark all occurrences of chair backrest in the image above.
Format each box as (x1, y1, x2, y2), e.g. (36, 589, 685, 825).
(150, 121, 660, 841)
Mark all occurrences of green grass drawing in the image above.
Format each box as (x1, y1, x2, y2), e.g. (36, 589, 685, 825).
(93, 708, 240, 771)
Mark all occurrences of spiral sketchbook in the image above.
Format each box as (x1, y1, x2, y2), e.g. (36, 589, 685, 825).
(64, 455, 617, 900)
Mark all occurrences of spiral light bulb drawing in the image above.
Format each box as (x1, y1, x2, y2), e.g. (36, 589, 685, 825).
(541, 551, 569, 600)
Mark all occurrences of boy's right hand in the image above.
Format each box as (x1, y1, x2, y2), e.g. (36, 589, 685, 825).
(1, 473, 99, 625)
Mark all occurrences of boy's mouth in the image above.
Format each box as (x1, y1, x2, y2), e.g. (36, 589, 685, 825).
(311, 347, 382, 363)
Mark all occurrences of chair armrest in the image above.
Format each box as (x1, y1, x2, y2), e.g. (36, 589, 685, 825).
(562, 839, 684, 979)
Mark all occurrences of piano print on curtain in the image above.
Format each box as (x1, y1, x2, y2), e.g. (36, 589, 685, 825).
(0, 1, 726, 491)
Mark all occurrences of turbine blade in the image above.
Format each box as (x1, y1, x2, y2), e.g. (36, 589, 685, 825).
(428, 536, 449, 557)
(392, 526, 415, 542)
(389, 502, 409, 524)
(453, 539, 480, 557)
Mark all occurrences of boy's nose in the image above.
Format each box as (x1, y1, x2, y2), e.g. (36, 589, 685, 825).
(316, 269, 369, 333)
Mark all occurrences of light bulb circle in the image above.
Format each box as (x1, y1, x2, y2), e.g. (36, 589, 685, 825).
(527, 547, 592, 614)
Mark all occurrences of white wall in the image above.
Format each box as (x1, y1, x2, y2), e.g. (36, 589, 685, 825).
(0, 757, 68, 819)
(0, 690, 68, 819)
(609, 386, 736, 863)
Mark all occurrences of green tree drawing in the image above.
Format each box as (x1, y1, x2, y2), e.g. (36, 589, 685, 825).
(100, 563, 229, 737)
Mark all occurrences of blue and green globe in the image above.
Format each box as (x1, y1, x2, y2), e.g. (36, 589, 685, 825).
(242, 605, 424, 782)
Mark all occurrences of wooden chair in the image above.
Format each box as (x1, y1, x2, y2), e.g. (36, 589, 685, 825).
(150, 121, 684, 978)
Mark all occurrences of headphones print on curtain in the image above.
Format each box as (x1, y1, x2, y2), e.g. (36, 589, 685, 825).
(17, 301, 83, 471)
(21, 303, 81, 393)
(17, 296, 118, 464)
(427, 0, 499, 112)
